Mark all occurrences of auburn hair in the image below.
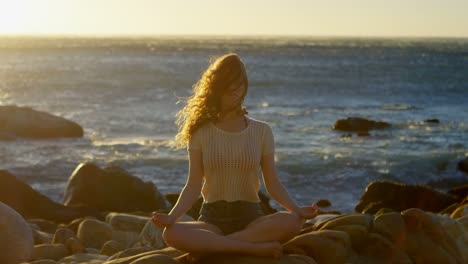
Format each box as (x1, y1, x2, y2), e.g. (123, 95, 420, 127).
(174, 53, 249, 149)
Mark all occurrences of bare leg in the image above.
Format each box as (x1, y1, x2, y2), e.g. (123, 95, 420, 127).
(227, 211, 304, 243)
(162, 221, 282, 258)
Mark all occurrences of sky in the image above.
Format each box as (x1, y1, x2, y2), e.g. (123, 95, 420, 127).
(0, 0, 467, 37)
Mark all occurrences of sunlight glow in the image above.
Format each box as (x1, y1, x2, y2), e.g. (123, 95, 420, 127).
(0, 0, 467, 37)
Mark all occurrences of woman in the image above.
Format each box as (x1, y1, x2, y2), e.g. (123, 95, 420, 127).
(152, 53, 318, 259)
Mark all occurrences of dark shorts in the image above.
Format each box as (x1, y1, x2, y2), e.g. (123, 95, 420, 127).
(197, 200, 265, 235)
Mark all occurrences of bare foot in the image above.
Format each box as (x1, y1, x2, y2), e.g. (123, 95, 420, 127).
(249, 241, 283, 259)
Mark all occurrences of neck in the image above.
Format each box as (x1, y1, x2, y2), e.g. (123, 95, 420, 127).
(219, 111, 242, 121)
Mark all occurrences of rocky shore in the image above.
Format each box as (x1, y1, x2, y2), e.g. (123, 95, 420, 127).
(1, 161, 467, 264)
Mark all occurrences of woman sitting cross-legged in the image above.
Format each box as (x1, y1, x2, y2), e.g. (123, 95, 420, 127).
(152, 53, 319, 260)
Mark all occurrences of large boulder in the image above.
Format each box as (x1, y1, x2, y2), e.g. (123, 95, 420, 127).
(458, 157, 468, 174)
(0, 170, 102, 223)
(0, 105, 83, 140)
(63, 163, 166, 212)
(0, 202, 34, 264)
(333, 117, 390, 132)
(355, 180, 459, 214)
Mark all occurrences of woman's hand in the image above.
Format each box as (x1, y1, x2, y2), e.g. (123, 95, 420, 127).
(151, 212, 176, 229)
(293, 204, 319, 220)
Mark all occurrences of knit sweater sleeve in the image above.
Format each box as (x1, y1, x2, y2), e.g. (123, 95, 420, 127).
(262, 123, 275, 156)
(187, 127, 203, 151)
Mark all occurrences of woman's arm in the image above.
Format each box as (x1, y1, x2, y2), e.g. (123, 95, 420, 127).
(260, 153, 301, 213)
(167, 149, 204, 221)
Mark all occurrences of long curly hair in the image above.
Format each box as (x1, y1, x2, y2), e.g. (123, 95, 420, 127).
(174, 53, 249, 149)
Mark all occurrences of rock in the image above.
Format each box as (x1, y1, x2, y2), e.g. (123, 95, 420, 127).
(107, 246, 154, 261)
(106, 247, 184, 264)
(402, 208, 463, 263)
(63, 162, 166, 212)
(450, 204, 468, 219)
(359, 232, 412, 263)
(458, 157, 468, 174)
(28, 260, 58, 264)
(65, 216, 97, 234)
(315, 199, 332, 208)
(0, 202, 34, 264)
(0, 105, 83, 140)
(85, 248, 101, 254)
(32, 244, 67, 261)
(371, 212, 406, 245)
(33, 229, 54, 244)
(448, 184, 468, 200)
(425, 119, 440, 124)
(0, 170, 103, 222)
(100, 240, 125, 256)
(57, 253, 108, 263)
(357, 131, 370, 137)
(111, 230, 140, 248)
(355, 180, 459, 214)
(283, 230, 350, 264)
(65, 237, 86, 254)
(317, 214, 373, 231)
(28, 259, 57, 264)
(431, 213, 468, 263)
(52, 228, 76, 244)
(330, 224, 368, 249)
(28, 219, 58, 234)
(106, 213, 150, 233)
(199, 254, 317, 264)
(333, 117, 390, 132)
(127, 253, 178, 264)
(137, 214, 194, 249)
(77, 219, 113, 249)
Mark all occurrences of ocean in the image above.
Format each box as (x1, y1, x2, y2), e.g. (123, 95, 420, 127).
(0, 36, 467, 213)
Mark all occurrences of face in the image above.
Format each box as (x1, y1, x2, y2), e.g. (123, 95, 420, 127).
(220, 81, 246, 111)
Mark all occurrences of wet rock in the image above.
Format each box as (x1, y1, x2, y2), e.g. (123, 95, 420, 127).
(355, 180, 459, 214)
(425, 119, 440, 123)
(0, 105, 83, 140)
(77, 219, 113, 249)
(63, 162, 166, 212)
(32, 244, 67, 261)
(0, 202, 34, 264)
(333, 117, 390, 132)
(0, 170, 102, 223)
